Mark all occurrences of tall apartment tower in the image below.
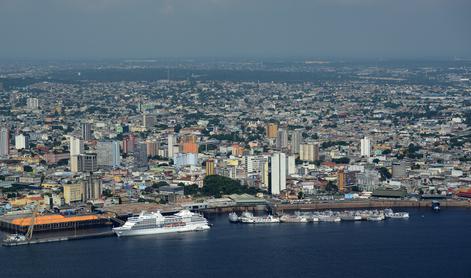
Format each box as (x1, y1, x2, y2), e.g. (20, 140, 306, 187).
(360, 136, 371, 157)
(134, 142, 148, 170)
(70, 136, 84, 172)
(81, 123, 92, 141)
(15, 134, 28, 150)
(0, 128, 9, 157)
(276, 129, 288, 150)
(205, 159, 215, 176)
(26, 97, 39, 110)
(96, 141, 121, 168)
(143, 114, 156, 130)
(291, 130, 303, 154)
(299, 143, 319, 162)
(167, 133, 177, 158)
(270, 152, 287, 195)
(266, 123, 278, 139)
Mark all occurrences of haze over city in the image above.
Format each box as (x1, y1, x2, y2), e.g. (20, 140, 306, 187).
(1, 1, 471, 278)
(0, 0, 470, 59)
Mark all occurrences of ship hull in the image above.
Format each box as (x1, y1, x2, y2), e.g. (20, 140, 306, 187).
(113, 223, 210, 237)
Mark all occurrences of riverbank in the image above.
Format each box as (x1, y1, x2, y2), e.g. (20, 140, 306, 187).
(201, 199, 471, 213)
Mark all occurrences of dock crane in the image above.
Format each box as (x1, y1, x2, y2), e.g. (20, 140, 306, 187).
(25, 204, 39, 241)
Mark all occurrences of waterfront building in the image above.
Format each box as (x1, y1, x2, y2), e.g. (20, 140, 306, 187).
(337, 168, 346, 193)
(360, 136, 371, 157)
(270, 152, 286, 195)
(82, 174, 102, 201)
(63, 184, 83, 204)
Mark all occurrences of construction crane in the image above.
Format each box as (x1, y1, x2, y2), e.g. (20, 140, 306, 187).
(25, 204, 39, 241)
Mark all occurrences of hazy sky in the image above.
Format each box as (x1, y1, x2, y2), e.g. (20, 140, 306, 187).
(0, 0, 470, 59)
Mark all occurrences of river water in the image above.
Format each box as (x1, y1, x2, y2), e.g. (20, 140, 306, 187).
(1, 208, 470, 278)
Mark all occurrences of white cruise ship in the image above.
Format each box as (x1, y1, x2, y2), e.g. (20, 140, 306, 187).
(113, 210, 210, 237)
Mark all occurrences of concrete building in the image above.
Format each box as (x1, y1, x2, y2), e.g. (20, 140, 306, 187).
(287, 155, 296, 175)
(167, 133, 177, 158)
(82, 174, 102, 201)
(134, 142, 148, 170)
(299, 143, 319, 162)
(276, 129, 288, 150)
(205, 159, 215, 176)
(15, 133, 28, 150)
(0, 128, 9, 157)
(266, 122, 278, 139)
(360, 136, 372, 157)
(291, 130, 302, 154)
(26, 97, 39, 110)
(81, 123, 92, 141)
(270, 152, 286, 195)
(96, 141, 121, 168)
(63, 184, 83, 204)
(143, 114, 156, 130)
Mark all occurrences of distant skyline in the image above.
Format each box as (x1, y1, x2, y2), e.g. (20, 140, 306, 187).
(0, 0, 470, 60)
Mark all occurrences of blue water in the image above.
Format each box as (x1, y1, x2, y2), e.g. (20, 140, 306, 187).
(1, 208, 471, 278)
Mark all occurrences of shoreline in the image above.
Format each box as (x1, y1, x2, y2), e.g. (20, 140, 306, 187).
(202, 199, 471, 213)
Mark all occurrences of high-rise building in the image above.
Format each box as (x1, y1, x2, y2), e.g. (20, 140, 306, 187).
(167, 133, 177, 158)
(337, 168, 346, 193)
(205, 159, 215, 176)
(182, 142, 198, 154)
(143, 114, 156, 130)
(299, 143, 319, 162)
(231, 144, 244, 157)
(360, 136, 371, 157)
(134, 142, 148, 170)
(146, 140, 159, 157)
(0, 128, 9, 157)
(276, 129, 288, 150)
(82, 174, 102, 201)
(70, 136, 84, 156)
(266, 123, 278, 139)
(15, 133, 28, 150)
(26, 97, 39, 110)
(81, 123, 92, 141)
(77, 154, 97, 172)
(261, 157, 270, 189)
(291, 130, 303, 154)
(270, 152, 286, 195)
(96, 141, 121, 168)
(392, 162, 407, 179)
(122, 134, 136, 154)
(69, 136, 84, 172)
(63, 184, 83, 204)
(287, 155, 296, 175)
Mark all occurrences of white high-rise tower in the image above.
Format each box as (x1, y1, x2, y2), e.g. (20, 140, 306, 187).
(360, 136, 371, 157)
(270, 152, 286, 195)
